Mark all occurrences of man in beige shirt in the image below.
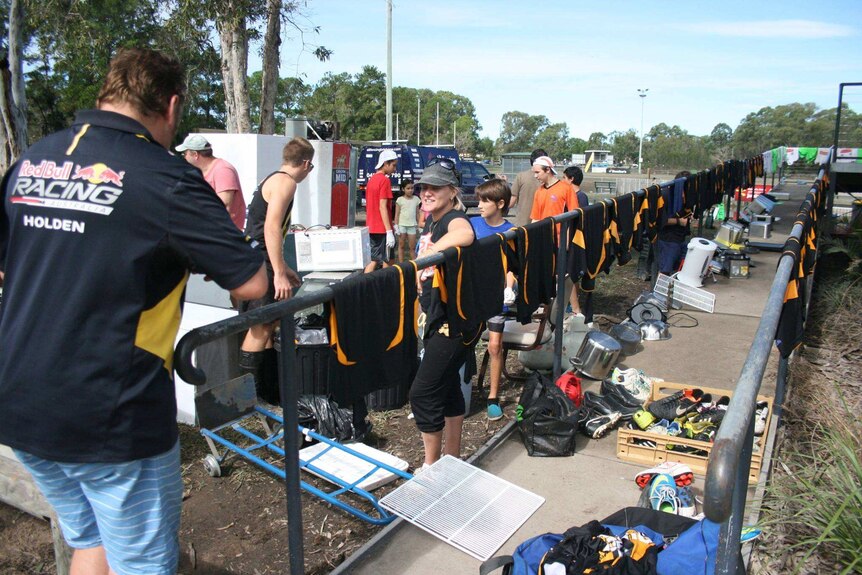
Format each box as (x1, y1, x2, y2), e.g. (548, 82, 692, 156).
(511, 148, 547, 227)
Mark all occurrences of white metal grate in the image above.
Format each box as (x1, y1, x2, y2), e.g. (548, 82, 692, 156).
(379, 455, 544, 561)
(654, 273, 715, 313)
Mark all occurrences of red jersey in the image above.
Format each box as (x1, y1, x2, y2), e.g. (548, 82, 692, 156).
(365, 172, 393, 233)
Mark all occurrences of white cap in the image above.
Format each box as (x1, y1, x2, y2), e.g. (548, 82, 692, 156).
(375, 149, 399, 169)
(533, 156, 556, 174)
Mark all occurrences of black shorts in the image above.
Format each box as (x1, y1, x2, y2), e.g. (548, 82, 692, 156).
(239, 259, 275, 313)
(409, 325, 468, 433)
(369, 233, 390, 263)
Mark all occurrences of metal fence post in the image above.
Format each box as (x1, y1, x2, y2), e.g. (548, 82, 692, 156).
(553, 219, 570, 381)
(278, 314, 305, 575)
(716, 417, 754, 575)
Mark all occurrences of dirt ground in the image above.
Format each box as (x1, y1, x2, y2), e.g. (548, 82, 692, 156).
(0, 255, 648, 575)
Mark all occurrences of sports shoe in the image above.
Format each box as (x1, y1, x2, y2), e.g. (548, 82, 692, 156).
(635, 461, 694, 489)
(599, 392, 641, 420)
(632, 409, 655, 430)
(648, 473, 680, 514)
(610, 367, 651, 402)
(754, 401, 769, 436)
(698, 396, 730, 425)
(740, 525, 763, 543)
(645, 419, 670, 434)
(581, 410, 622, 439)
(600, 378, 644, 408)
(583, 391, 620, 417)
(648, 388, 704, 422)
(676, 484, 697, 517)
(487, 402, 503, 421)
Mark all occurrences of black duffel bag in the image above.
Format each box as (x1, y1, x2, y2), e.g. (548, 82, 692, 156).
(516, 372, 581, 457)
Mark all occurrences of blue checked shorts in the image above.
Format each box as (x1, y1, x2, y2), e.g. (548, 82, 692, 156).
(15, 441, 183, 575)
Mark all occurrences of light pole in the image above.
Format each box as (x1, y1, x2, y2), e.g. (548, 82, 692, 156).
(638, 88, 648, 174)
(417, 96, 420, 146)
(385, 0, 393, 142)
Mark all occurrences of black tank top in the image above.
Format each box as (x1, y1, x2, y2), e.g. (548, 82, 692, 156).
(244, 171, 293, 249)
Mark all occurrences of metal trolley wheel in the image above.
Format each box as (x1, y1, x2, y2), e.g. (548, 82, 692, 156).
(203, 454, 222, 477)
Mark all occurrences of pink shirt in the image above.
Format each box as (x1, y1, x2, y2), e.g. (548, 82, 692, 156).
(205, 158, 246, 231)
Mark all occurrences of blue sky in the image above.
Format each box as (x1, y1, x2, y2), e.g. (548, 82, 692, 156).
(266, 0, 862, 141)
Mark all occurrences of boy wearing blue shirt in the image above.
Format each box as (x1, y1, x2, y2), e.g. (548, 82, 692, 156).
(470, 179, 516, 420)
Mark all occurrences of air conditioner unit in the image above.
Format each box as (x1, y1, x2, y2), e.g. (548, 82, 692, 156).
(293, 227, 371, 272)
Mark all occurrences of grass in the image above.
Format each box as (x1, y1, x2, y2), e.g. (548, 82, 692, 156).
(755, 269, 862, 574)
(762, 417, 862, 574)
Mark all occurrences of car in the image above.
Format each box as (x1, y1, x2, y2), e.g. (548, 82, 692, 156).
(459, 160, 493, 207)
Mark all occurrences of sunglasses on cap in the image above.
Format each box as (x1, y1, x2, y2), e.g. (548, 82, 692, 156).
(427, 158, 457, 172)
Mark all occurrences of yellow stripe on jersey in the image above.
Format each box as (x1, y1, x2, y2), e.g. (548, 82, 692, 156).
(65, 124, 90, 155)
(386, 265, 406, 351)
(135, 271, 189, 373)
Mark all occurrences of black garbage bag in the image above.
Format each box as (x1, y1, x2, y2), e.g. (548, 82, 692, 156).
(516, 372, 581, 457)
(297, 395, 355, 442)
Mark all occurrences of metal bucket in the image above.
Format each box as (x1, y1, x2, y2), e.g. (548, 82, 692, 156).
(570, 331, 622, 380)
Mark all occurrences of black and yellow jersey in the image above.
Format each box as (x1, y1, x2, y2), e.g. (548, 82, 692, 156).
(0, 110, 262, 462)
(328, 262, 419, 402)
(568, 203, 613, 292)
(609, 193, 644, 266)
(511, 220, 556, 324)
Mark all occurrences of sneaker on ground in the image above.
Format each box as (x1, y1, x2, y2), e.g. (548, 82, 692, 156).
(754, 401, 769, 436)
(583, 391, 620, 417)
(487, 402, 503, 421)
(599, 392, 641, 420)
(610, 367, 651, 401)
(635, 461, 694, 489)
(675, 484, 697, 518)
(582, 411, 621, 439)
(648, 388, 704, 421)
(740, 525, 763, 543)
(648, 473, 680, 514)
(600, 379, 644, 408)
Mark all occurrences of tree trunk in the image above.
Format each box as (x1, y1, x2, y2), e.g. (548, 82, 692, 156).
(1, 0, 28, 172)
(217, 22, 238, 133)
(231, 24, 251, 133)
(216, 5, 251, 135)
(258, 0, 281, 134)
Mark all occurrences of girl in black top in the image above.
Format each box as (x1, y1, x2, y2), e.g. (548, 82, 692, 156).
(410, 162, 475, 468)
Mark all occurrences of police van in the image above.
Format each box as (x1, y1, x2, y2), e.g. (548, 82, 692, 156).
(357, 145, 465, 205)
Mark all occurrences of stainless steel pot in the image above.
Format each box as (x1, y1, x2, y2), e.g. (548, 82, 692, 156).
(570, 331, 622, 380)
(609, 322, 642, 356)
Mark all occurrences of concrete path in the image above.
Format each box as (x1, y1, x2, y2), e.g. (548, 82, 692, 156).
(334, 184, 812, 575)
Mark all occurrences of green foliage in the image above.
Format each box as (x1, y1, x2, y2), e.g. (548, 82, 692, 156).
(730, 102, 862, 159)
(764, 420, 862, 574)
(644, 123, 711, 171)
(608, 129, 639, 165)
(247, 70, 309, 132)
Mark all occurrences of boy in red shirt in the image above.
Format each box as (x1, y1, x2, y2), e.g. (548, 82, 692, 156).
(530, 156, 582, 315)
(365, 149, 398, 265)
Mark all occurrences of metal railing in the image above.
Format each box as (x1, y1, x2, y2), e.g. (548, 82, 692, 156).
(174, 207, 595, 574)
(174, 164, 782, 573)
(703, 158, 830, 574)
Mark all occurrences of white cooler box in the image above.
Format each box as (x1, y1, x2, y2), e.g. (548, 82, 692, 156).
(294, 227, 371, 271)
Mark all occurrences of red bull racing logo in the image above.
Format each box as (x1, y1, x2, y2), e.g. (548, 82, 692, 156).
(72, 163, 125, 186)
(11, 159, 125, 216)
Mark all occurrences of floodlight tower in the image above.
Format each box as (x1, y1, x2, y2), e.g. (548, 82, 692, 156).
(638, 88, 649, 174)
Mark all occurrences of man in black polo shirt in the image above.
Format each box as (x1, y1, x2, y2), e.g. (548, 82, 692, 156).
(0, 48, 266, 575)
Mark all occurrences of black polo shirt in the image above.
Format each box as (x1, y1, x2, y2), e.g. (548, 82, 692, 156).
(0, 110, 263, 462)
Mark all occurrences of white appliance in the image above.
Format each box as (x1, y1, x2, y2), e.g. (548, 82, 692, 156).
(677, 237, 718, 288)
(294, 227, 370, 272)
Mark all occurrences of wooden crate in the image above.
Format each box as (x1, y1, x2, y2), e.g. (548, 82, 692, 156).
(616, 381, 773, 484)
